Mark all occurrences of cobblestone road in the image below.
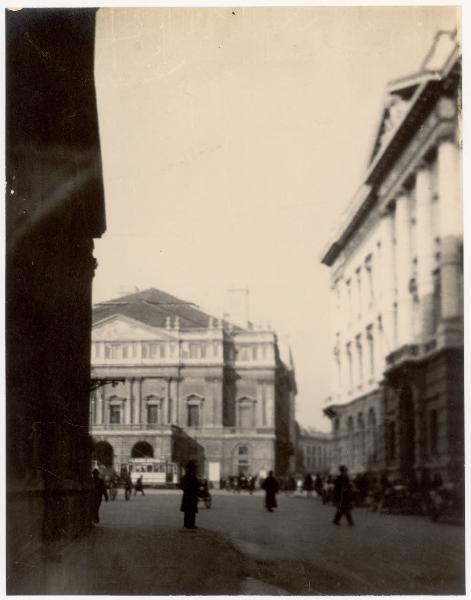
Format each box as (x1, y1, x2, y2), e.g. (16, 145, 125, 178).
(10, 489, 465, 594)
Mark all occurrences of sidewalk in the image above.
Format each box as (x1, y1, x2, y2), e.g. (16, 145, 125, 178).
(8, 521, 288, 595)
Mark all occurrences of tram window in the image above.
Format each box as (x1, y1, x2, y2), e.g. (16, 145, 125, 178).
(147, 465, 153, 472)
(129, 465, 133, 472)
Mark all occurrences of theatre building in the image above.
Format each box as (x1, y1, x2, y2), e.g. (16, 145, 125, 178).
(322, 31, 462, 484)
(90, 288, 296, 484)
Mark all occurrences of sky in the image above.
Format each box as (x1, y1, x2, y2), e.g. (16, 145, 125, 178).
(92, 5, 460, 431)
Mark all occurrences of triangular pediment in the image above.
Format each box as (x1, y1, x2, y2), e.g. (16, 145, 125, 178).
(368, 92, 414, 166)
(92, 314, 177, 342)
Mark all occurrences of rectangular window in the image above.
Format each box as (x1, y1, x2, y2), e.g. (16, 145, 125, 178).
(122, 344, 129, 359)
(252, 346, 258, 360)
(110, 405, 121, 424)
(356, 268, 362, 318)
(346, 343, 353, 390)
(429, 410, 438, 455)
(111, 344, 120, 359)
(188, 405, 199, 427)
(147, 404, 159, 425)
(132, 342, 138, 357)
(105, 344, 112, 359)
(95, 343, 101, 358)
(142, 343, 148, 359)
(189, 344, 202, 359)
(239, 405, 252, 429)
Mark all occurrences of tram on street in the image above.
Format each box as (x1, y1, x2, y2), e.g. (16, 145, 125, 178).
(128, 457, 180, 487)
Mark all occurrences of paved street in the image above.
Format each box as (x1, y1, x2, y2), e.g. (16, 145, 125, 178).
(12, 489, 464, 595)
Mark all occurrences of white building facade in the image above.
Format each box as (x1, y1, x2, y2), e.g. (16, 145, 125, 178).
(322, 32, 462, 483)
(90, 288, 296, 484)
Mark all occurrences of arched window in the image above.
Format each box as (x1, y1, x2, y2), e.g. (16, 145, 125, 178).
(237, 396, 255, 429)
(94, 440, 114, 467)
(131, 441, 154, 458)
(187, 394, 204, 427)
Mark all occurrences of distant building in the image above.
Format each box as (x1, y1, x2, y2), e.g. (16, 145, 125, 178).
(321, 32, 462, 483)
(90, 288, 296, 484)
(297, 426, 332, 474)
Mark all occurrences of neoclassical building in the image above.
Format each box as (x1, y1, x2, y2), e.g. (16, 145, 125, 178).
(296, 426, 333, 475)
(322, 31, 462, 483)
(90, 288, 296, 484)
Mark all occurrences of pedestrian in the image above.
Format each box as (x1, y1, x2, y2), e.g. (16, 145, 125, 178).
(262, 470, 279, 512)
(314, 473, 323, 498)
(134, 475, 145, 496)
(124, 472, 133, 501)
(180, 461, 200, 529)
(92, 468, 108, 524)
(303, 473, 314, 498)
(333, 465, 354, 526)
(247, 474, 256, 495)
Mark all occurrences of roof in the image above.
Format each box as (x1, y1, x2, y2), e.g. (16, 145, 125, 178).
(93, 287, 244, 331)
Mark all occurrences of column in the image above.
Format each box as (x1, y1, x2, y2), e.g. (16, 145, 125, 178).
(96, 390, 103, 425)
(379, 207, 396, 356)
(170, 378, 179, 424)
(438, 137, 462, 320)
(132, 379, 139, 424)
(166, 379, 172, 424)
(212, 378, 223, 426)
(394, 188, 413, 346)
(415, 162, 435, 339)
(123, 379, 131, 424)
(265, 382, 274, 428)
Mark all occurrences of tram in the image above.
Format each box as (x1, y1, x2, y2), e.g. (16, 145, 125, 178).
(128, 457, 180, 487)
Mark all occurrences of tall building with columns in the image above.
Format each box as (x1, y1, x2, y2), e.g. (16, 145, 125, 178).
(90, 288, 296, 483)
(322, 31, 462, 483)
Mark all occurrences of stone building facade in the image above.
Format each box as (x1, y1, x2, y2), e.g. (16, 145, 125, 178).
(322, 31, 462, 483)
(297, 427, 333, 475)
(90, 288, 296, 484)
(6, 9, 106, 591)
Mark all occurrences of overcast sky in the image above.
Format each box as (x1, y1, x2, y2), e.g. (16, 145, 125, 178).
(92, 5, 460, 431)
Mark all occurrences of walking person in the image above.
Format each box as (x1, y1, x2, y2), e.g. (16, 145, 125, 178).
(303, 473, 314, 498)
(333, 465, 354, 526)
(180, 461, 200, 529)
(262, 470, 279, 512)
(134, 475, 145, 496)
(92, 468, 108, 524)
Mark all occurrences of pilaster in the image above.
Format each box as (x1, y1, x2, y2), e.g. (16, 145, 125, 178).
(394, 189, 413, 346)
(415, 162, 435, 339)
(380, 207, 396, 356)
(438, 137, 462, 321)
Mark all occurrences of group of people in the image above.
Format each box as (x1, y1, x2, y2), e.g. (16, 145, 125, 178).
(96, 461, 456, 530)
(92, 469, 146, 524)
(220, 474, 257, 494)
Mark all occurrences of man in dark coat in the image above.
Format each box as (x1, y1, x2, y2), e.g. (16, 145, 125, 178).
(134, 475, 145, 496)
(333, 465, 354, 525)
(262, 471, 279, 512)
(180, 461, 200, 529)
(92, 468, 108, 524)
